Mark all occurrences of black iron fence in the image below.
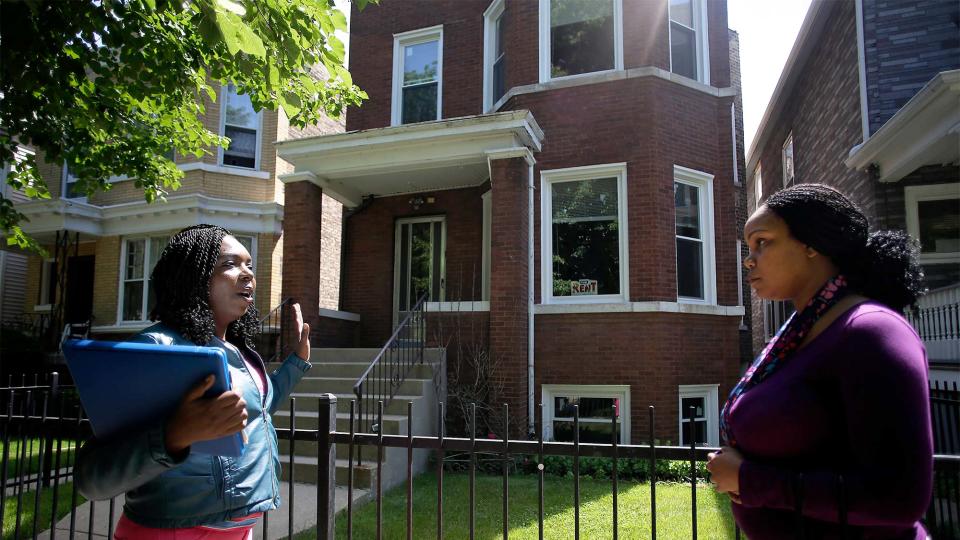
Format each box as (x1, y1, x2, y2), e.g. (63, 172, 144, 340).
(1, 384, 958, 539)
(257, 298, 295, 364)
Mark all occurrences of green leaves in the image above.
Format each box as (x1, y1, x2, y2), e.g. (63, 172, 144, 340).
(1, 0, 376, 251)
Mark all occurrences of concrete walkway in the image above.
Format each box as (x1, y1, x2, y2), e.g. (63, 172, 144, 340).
(36, 483, 370, 539)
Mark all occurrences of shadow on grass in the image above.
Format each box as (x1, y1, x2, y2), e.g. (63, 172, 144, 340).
(292, 472, 739, 539)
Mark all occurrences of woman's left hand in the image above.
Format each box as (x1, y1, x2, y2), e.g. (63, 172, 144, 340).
(707, 446, 743, 502)
(292, 303, 311, 361)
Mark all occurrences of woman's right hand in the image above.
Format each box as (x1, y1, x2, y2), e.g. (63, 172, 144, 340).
(164, 375, 248, 456)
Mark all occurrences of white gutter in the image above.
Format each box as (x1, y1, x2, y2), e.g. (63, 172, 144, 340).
(527, 161, 536, 436)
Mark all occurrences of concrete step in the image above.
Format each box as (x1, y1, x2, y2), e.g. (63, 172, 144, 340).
(292, 376, 434, 396)
(273, 410, 409, 434)
(300, 347, 445, 364)
(281, 392, 426, 415)
(304, 361, 437, 380)
(280, 456, 379, 490)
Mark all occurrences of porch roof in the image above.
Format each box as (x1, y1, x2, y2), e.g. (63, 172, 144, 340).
(845, 70, 960, 182)
(275, 110, 544, 207)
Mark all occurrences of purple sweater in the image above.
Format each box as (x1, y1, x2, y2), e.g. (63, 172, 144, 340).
(729, 302, 933, 539)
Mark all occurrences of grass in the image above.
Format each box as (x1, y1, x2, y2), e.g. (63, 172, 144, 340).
(2, 481, 85, 540)
(0, 438, 77, 479)
(292, 472, 737, 539)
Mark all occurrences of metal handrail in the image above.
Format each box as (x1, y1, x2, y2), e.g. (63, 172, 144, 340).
(352, 292, 429, 463)
(257, 298, 294, 363)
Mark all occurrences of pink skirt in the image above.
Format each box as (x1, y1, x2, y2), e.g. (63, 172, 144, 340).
(114, 513, 259, 540)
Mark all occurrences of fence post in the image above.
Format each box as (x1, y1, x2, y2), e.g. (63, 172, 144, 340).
(317, 393, 338, 540)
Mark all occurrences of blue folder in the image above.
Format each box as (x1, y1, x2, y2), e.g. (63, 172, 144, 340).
(62, 339, 245, 457)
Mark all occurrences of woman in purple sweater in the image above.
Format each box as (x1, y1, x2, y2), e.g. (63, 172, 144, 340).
(707, 184, 933, 539)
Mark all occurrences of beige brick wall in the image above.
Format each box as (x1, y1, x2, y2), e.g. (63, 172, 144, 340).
(254, 232, 283, 315)
(93, 237, 121, 325)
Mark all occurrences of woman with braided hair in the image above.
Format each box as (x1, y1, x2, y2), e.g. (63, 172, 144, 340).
(706, 184, 933, 539)
(76, 224, 312, 539)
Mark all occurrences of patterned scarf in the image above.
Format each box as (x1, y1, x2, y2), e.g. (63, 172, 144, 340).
(719, 275, 850, 446)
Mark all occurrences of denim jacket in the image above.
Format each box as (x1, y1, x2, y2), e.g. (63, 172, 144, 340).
(74, 323, 311, 528)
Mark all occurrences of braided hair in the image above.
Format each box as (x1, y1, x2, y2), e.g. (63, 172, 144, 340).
(764, 184, 925, 310)
(149, 224, 260, 348)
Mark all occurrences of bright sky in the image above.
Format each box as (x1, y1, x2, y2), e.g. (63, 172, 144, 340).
(728, 0, 814, 152)
(333, 0, 814, 153)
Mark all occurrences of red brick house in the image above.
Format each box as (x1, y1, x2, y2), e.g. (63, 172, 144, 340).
(277, 0, 749, 445)
(746, 0, 959, 387)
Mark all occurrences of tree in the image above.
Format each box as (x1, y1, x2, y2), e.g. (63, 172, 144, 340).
(0, 0, 373, 251)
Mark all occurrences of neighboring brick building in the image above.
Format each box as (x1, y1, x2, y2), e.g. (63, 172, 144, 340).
(7, 82, 345, 344)
(746, 0, 959, 385)
(278, 0, 749, 445)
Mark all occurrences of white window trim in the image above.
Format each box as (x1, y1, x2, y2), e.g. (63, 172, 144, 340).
(218, 85, 263, 171)
(678, 384, 719, 447)
(542, 384, 630, 443)
(905, 183, 960, 264)
(482, 0, 507, 113)
(538, 0, 624, 84)
(540, 162, 629, 305)
(781, 132, 795, 188)
(233, 234, 259, 275)
(763, 299, 794, 342)
(674, 165, 717, 305)
(481, 190, 492, 301)
(391, 25, 444, 127)
(667, 0, 710, 85)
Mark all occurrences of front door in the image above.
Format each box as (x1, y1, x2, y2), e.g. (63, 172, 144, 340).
(64, 255, 95, 324)
(393, 217, 445, 331)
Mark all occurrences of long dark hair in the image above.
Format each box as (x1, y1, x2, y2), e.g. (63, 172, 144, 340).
(764, 184, 925, 310)
(149, 224, 260, 348)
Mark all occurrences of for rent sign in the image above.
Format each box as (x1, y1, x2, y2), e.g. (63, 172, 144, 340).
(570, 279, 598, 296)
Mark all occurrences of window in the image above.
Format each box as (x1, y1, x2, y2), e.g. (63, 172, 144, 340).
(62, 163, 84, 200)
(669, 0, 709, 83)
(782, 133, 795, 187)
(678, 385, 718, 446)
(120, 236, 169, 322)
(674, 166, 716, 304)
(905, 184, 960, 289)
(539, 0, 623, 82)
(731, 102, 740, 186)
(543, 385, 629, 443)
(38, 259, 57, 307)
(392, 26, 443, 126)
(763, 299, 794, 342)
(541, 163, 628, 304)
(220, 84, 261, 169)
(483, 0, 507, 112)
(753, 164, 763, 210)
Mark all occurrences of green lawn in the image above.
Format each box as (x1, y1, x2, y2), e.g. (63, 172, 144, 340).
(2, 481, 85, 540)
(293, 472, 738, 539)
(0, 438, 77, 479)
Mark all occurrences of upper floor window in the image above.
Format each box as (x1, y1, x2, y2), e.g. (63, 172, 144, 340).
(674, 165, 716, 304)
(220, 84, 261, 169)
(753, 164, 763, 210)
(62, 163, 84, 200)
(539, 0, 623, 83)
(669, 0, 709, 84)
(541, 163, 628, 304)
(392, 26, 443, 126)
(483, 0, 507, 111)
(782, 133, 795, 187)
